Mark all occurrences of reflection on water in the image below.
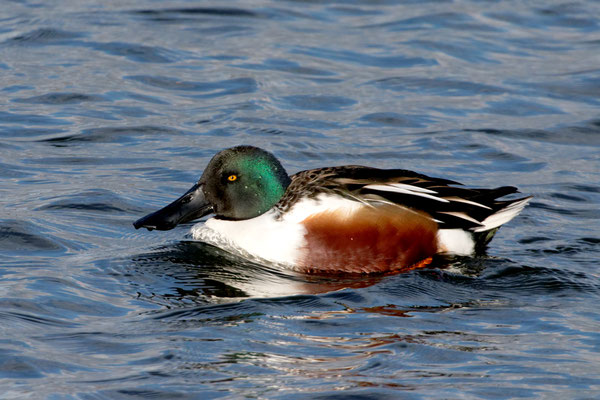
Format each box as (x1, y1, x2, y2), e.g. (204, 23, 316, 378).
(1, 0, 600, 397)
(129, 241, 393, 299)
(128, 240, 499, 300)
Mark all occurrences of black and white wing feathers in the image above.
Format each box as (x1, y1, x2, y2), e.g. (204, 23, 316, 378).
(283, 166, 531, 234)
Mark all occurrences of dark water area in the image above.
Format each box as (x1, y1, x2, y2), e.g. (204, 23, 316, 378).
(1, 0, 600, 398)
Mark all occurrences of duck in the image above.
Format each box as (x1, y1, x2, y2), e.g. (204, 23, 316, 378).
(133, 145, 531, 274)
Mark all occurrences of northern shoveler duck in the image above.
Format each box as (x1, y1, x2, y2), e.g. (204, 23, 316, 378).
(134, 146, 531, 274)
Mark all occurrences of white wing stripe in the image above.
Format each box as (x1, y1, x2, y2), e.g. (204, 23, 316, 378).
(386, 183, 438, 194)
(364, 184, 450, 203)
(442, 196, 492, 210)
(437, 211, 482, 225)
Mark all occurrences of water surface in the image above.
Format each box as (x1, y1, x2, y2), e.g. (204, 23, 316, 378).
(1, 0, 600, 398)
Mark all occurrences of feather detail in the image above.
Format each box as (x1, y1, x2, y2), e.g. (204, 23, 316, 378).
(437, 211, 483, 225)
(442, 196, 492, 209)
(473, 196, 532, 232)
(363, 184, 450, 203)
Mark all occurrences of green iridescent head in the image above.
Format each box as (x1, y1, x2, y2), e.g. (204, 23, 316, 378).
(133, 146, 290, 230)
(200, 146, 291, 220)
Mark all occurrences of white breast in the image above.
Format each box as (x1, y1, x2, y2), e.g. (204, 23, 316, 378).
(192, 210, 306, 266)
(190, 195, 363, 267)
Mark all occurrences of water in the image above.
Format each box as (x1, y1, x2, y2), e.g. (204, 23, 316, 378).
(1, 0, 600, 398)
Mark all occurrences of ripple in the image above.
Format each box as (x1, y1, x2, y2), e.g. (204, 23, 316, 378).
(234, 58, 336, 77)
(0, 161, 32, 179)
(511, 78, 600, 107)
(370, 77, 506, 96)
(23, 156, 140, 166)
(191, 24, 254, 37)
(5, 28, 84, 45)
(131, 7, 263, 21)
(88, 41, 182, 63)
(467, 120, 600, 146)
(2, 85, 34, 93)
(36, 331, 145, 356)
(363, 11, 504, 33)
(0, 110, 69, 126)
(292, 46, 437, 68)
(37, 189, 142, 215)
(241, 124, 328, 139)
(127, 75, 258, 98)
(0, 310, 76, 329)
(0, 354, 78, 379)
(278, 95, 357, 111)
(0, 220, 66, 253)
(151, 301, 262, 323)
(549, 192, 587, 203)
(487, 7, 598, 30)
(105, 90, 170, 105)
(481, 264, 600, 295)
(406, 38, 512, 64)
(12, 92, 104, 104)
(1, 127, 68, 140)
(578, 237, 600, 245)
(523, 236, 600, 260)
(233, 117, 331, 137)
(528, 201, 600, 219)
(359, 112, 434, 128)
(39, 125, 182, 145)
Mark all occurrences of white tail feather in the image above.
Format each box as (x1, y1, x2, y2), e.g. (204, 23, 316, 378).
(473, 197, 532, 232)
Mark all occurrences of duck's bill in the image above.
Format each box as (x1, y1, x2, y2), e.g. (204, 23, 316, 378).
(133, 183, 213, 231)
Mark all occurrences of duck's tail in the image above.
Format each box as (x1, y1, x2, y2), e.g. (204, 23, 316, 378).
(437, 195, 532, 255)
(471, 196, 532, 249)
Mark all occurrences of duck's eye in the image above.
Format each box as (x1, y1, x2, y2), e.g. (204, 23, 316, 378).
(227, 175, 237, 182)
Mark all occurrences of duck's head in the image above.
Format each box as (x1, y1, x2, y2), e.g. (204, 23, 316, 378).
(133, 146, 291, 230)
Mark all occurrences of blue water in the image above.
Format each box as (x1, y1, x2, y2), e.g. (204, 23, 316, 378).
(1, 0, 600, 398)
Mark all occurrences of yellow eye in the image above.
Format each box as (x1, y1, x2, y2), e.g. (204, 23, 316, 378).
(227, 175, 237, 182)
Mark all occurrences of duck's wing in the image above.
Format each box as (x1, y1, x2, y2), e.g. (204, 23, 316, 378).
(282, 166, 531, 235)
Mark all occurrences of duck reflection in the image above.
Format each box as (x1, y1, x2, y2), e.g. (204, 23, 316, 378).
(129, 241, 471, 301)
